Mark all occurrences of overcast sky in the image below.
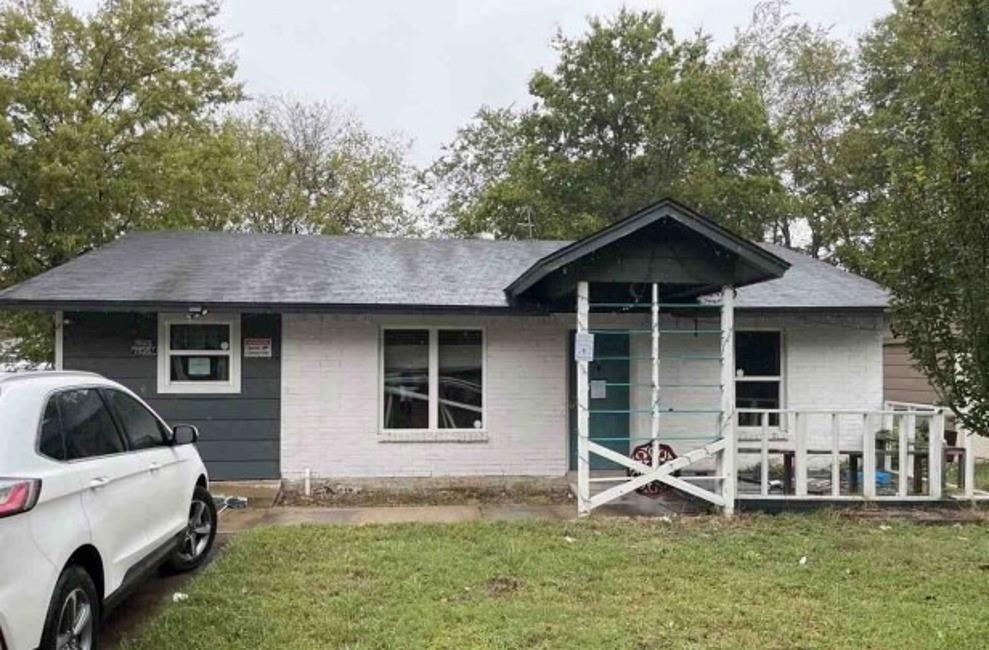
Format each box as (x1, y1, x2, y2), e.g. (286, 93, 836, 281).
(70, 0, 892, 165)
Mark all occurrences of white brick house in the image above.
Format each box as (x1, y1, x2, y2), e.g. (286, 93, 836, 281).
(0, 199, 900, 505)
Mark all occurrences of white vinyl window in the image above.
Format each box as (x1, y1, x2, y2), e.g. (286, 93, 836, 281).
(735, 330, 783, 427)
(158, 314, 241, 394)
(380, 328, 485, 431)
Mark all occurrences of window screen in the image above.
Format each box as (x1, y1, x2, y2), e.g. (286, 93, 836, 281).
(57, 389, 126, 459)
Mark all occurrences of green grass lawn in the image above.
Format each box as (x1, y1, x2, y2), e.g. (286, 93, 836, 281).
(122, 514, 989, 649)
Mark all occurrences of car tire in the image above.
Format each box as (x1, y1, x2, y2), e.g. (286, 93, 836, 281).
(164, 485, 217, 574)
(39, 564, 100, 650)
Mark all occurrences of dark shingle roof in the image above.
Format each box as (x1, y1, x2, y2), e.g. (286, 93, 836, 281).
(738, 244, 889, 309)
(0, 231, 888, 311)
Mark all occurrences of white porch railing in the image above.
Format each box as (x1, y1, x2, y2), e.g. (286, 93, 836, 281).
(884, 400, 983, 499)
(734, 407, 981, 501)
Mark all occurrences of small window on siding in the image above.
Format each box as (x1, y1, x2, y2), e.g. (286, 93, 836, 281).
(382, 328, 485, 431)
(158, 314, 241, 394)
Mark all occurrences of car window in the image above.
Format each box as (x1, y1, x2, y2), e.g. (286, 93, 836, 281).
(56, 389, 126, 460)
(38, 398, 65, 460)
(103, 389, 170, 451)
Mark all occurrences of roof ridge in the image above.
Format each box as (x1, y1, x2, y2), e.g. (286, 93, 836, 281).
(124, 229, 572, 246)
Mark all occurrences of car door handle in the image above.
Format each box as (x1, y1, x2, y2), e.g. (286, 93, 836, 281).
(149, 462, 161, 473)
(89, 476, 110, 489)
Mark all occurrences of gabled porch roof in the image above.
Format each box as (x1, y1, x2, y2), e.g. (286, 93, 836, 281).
(506, 198, 791, 309)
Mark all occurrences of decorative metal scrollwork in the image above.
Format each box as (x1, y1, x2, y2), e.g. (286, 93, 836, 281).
(628, 442, 679, 497)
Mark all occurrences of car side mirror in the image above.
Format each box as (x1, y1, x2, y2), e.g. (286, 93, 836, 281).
(171, 424, 199, 445)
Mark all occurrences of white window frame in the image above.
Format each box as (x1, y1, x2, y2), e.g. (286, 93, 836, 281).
(157, 313, 242, 395)
(379, 326, 486, 435)
(735, 328, 785, 431)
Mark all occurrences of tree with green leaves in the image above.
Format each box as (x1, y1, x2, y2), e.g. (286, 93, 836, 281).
(0, 0, 243, 361)
(0, 1, 420, 364)
(861, 0, 989, 436)
(724, 0, 870, 261)
(425, 10, 783, 240)
(227, 97, 416, 236)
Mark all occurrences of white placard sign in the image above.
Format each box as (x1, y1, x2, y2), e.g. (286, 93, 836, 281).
(187, 357, 212, 377)
(590, 379, 607, 399)
(574, 332, 595, 362)
(244, 338, 273, 358)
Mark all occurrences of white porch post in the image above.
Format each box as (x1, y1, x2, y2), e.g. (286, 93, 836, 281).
(929, 410, 944, 499)
(650, 283, 660, 469)
(718, 286, 736, 516)
(963, 422, 975, 499)
(53, 310, 63, 371)
(576, 280, 591, 516)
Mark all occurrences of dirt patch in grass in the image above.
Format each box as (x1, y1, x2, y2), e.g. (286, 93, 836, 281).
(836, 504, 989, 524)
(279, 477, 573, 507)
(485, 576, 523, 597)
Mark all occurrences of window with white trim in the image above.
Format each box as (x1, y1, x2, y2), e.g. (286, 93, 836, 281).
(381, 328, 484, 431)
(158, 314, 241, 394)
(735, 330, 782, 427)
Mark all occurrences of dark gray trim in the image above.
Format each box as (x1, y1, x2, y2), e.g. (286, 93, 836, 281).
(505, 198, 791, 298)
(47, 303, 888, 317)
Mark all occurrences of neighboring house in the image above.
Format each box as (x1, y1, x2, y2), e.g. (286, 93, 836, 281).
(884, 336, 989, 459)
(0, 200, 892, 496)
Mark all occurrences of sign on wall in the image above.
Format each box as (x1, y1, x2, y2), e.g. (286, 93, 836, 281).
(574, 332, 595, 362)
(244, 337, 273, 358)
(130, 339, 156, 357)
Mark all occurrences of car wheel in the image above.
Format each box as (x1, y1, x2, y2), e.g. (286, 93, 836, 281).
(39, 565, 99, 650)
(164, 485, 217, 574)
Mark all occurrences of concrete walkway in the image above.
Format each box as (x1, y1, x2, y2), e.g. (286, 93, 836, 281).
(219, 503, 576, 532)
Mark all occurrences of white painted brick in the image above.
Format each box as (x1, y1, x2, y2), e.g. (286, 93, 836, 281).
(279, 311, 884, 479)
(280, 314, 570, 479)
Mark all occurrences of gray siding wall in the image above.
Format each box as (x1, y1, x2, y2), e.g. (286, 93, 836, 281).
(883, 339, 939, 405)
(63, 311, 281, 480)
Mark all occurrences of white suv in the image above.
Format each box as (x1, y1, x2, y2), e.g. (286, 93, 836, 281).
(0, 372, 216, 650)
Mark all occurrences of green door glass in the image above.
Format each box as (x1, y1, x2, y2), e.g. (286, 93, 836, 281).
(568, 331, 630, 471)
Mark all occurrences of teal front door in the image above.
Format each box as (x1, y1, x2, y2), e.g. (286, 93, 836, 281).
(568, 331, 630, 470)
